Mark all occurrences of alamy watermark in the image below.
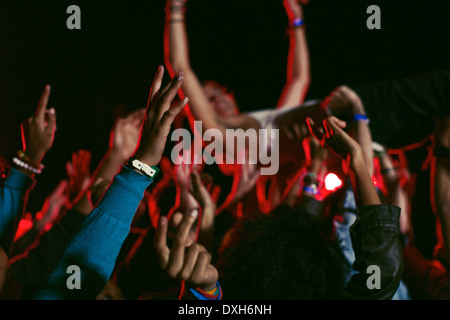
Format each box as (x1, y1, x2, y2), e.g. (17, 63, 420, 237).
(66, 5, 381, 31)
(170, 121, 280, 176)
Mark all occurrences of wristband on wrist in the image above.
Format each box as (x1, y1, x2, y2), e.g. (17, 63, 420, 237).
(165, 2, 186, 14)
(290, 18, 304, 28)
(12, 157, 43, 174)
(352, 114, 370, 124)
(17, 150, 44, 171)
(126, 157, 160, 179)
(187, 282, 222, 300)
(303, 184, 318, 195)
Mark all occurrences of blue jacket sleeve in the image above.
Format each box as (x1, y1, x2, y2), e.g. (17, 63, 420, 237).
(32, 166, 153, 300)
(0, 168, 34, 255)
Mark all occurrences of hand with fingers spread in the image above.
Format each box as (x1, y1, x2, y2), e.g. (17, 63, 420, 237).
(34, 179, 70, 231)
(20, 85, 57, 169)
(133, 67, 189, 167)
(66, 149, 92, 204)
(173, 158, 200, 215)
(154, 210, 219, 293)
(109, 109, 146, 163)
(189, 170, 217, 214)
(307, 116, 380, 206)
(307, 116, 362, 163)
(325, 85, 365, 117)
(189, 170, 217, 250)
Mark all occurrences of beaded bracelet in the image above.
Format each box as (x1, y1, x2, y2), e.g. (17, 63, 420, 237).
(12, 157, 43, 174)
(17, 150, 44, 171)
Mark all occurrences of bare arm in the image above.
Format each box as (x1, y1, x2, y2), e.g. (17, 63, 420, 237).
(164, 0, 226, 134)
(164, 0, 262, 167)
(327, 85, 374, 177)
(87, 109, 146, 208)
(277, 0, 311, 109)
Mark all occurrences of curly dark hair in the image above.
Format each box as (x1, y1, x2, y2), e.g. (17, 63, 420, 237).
(216, 204, 348, 300)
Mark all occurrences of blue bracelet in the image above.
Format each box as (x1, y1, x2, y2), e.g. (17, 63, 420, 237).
(303, 185, 318, 195)
(352, 114, 370, 123)
(291, 18, 304, 28)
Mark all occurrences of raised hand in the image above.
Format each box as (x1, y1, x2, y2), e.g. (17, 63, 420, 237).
(154, 210, 218, 291)
(189, 170, 217, 213)
(324, 85, 365, 117)
(308, 116, 381, 206)
(283, 0, 308, 21)
(173, 158, 201, 215)
(34, 179, 69, 231)
(133, 66, 189, 167)
(20, 85, 57, 166)
(65, 150, 92, 203)
(307, 116, 362, 163)
(109, 109, 146, 162)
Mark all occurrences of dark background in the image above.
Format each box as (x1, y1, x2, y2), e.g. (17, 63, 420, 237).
(1, 0, 450, 213)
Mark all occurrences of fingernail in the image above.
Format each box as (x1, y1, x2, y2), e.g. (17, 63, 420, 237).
(183, 97, 189, 103)
(49, 108, 55, 114)
(177, 71, 184, 77)
(159, 216, 167, 226)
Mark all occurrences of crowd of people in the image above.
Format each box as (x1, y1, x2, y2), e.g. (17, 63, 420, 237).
(1, 0, 450, 300)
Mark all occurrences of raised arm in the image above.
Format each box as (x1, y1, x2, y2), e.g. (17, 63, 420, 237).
(307, 116, 379, 206)
(164, 0, 226, 134)
(277, 0, 311, 109)
(307, 116, 403, 299)
(32, 67, 188, 299)
(87, 109, 145, 208)
(327, 85, 375, 177)
(0, 85, 56, 256)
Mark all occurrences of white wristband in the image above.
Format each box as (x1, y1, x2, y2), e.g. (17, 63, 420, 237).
(127, 157, 159, 178)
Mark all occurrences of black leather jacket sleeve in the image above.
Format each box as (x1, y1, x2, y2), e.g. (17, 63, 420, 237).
(339, 205, 404, 300)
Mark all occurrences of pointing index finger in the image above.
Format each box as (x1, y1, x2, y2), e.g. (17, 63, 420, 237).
(35, 85, 51, 121)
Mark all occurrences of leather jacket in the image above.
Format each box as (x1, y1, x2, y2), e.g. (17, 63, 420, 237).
(297, 197, 404, 299)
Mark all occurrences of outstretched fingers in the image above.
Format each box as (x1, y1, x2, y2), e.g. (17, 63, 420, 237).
(166, 209, 199, 278)
(306, 117, 324, 143)
(160, 97, 189, 127)
(149, 66, 165, 104)
(155, 72, 185, 120)
(154, 208, 199, 277)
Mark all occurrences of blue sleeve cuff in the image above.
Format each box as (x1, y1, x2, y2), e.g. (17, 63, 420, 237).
(4, 168, 35, 190)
